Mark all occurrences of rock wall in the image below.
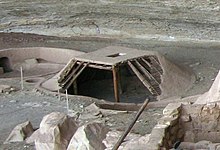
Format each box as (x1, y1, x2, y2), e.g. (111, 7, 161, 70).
(145, 103, 184, 149)
(181, 103, 220, 143)
(145, 103, 220, 149)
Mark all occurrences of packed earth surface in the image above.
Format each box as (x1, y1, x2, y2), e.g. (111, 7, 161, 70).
(0, 0, 220, 149)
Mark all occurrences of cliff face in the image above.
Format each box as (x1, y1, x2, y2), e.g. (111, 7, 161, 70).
(0, 0, 219, 41)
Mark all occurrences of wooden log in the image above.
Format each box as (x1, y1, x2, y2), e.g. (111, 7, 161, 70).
(64, 63, 88, 89)
(112, 66, 120, 102)
(60, 62, 84, 86)
(127, 61, 158, 96)
(58, 59, 77, 82)
(87, 64, 112, 70)
(134, 60, 159, 85)
(144, 56, 163, 75)
(112, 99, 149, 150)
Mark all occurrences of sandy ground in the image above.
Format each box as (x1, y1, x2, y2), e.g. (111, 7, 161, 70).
(0, 0, 220, 149)
(0, 33, 219, 150)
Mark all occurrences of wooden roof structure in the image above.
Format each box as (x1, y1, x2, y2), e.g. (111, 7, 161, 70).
(58, 46, 163, 102)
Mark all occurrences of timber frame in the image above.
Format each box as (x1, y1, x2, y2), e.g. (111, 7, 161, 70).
(58, 46, 163, 102)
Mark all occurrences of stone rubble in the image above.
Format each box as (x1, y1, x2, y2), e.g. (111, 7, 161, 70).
(6, 100, 220, 150)
(0, 84, 15, 93)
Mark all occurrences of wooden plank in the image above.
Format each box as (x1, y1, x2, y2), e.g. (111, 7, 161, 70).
(112, 66, 120, 102)
(149, 56, 163, 74)
(58, 59, 77, 82)
(87, 64, 112, 70)
(60, 62, 84, 86)
(95, 96, 198, 111)
(112, 99, 149, 150)
(134, 60, 159, 85)
(76, 61, 112, 70)
(64, 63, 89, 89)
(141, 58, 161, 83)
(143, 57, 162, 75)
(127, 61, 158, 96)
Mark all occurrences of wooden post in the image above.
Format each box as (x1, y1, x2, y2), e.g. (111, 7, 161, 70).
(112, 99, 149, 150)
(58, 89, 61, 101)
(73, 81, 78, 95)
(20, 66, 24, 90)
(65, 89, 69, 112)
(112, 66, 120, 102)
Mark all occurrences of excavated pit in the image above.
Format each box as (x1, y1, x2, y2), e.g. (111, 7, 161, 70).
(74, 65, 153, 103)
(57, 46, 195, 103)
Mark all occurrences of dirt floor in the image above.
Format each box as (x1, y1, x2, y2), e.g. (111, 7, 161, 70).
(0, 0, 220, 149)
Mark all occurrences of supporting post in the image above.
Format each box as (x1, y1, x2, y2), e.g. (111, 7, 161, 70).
(73, 81, 78, 95)
(112, 66, 120, 103)
(58, 89, 61, 101)
(65, 89, 69, 112)
(20, 66, 24, 90)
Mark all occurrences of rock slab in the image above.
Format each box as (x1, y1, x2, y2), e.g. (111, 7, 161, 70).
(4, 121, 34, 143)
(27, 112, 78, 150)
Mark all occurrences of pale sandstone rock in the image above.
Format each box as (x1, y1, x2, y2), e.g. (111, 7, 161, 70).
(4, 121, 34, 143)
(103, 130, 143, 150)
(67, 122, 109, 150)
(196, 71, 220, 104)
(163, 102, 182, 116)
(27, 112, 78, 150)
(122, 134, 150, 150)
(158, 115, 179, 126)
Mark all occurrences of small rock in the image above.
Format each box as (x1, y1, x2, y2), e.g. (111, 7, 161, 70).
(9, 100, 17, 103)
(163, 102, 182, 116)
(189, 62, 201, 67)
(4, 121, 34, 143)
(42, 101, 51, 106)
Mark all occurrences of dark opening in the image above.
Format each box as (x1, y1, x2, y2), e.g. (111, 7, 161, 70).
(0, 57, 12, 73)
(68, 65, 150, 103)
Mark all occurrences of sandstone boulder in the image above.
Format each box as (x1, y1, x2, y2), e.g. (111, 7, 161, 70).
(196, 71, 220, 104)
(27, 112, 78, 150)
(4, 121, 34, 143)
(67, 122, 109, 150)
